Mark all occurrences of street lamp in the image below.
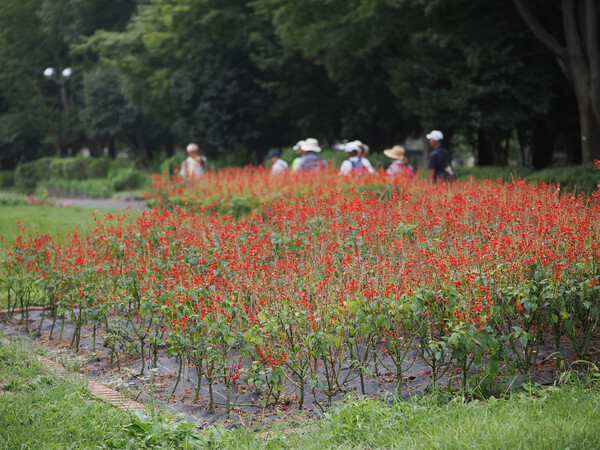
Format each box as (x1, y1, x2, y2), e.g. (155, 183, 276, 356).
(43, 66, 72, 154)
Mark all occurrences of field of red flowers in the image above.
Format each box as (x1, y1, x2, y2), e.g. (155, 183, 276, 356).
(2, 165, 600, 417)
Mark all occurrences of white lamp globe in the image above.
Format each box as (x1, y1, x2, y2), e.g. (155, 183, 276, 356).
(43, 67, 56, 79)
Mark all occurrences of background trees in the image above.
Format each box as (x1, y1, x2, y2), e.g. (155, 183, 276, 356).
(0, 0, 596, 169)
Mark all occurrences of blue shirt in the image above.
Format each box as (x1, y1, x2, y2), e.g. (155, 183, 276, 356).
(428, 147, 452, 182)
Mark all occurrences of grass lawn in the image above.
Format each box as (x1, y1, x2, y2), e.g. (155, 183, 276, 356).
(0, 204, 141, 248)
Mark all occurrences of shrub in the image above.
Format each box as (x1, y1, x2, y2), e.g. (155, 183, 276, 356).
(111, 168, 148, 192)
(453, 165, 535, 182)
(525, 163, 599, 195)
(159, 154, 183, 177)
(41, 177, 115, 198)
(0, 192, 28, 205)
(14, 158, 54, 194)
(85, 158, 111, 178)
(49, 158, 90, 180)
(108, 158, 136, 176)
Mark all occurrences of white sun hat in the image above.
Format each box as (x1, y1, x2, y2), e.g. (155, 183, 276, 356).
(300, 138, 322, 152)
(343, 141, 361, 153)
(186, 143, 199, 152)
(426, 130, 444, 141)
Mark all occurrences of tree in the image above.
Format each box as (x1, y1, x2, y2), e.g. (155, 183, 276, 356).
(257, 0, 560, 163)
(254, 0, 413, 149)
(85, 1, 275, 158)
(0, 0, 53, 168)
(514, 0, 600, 163)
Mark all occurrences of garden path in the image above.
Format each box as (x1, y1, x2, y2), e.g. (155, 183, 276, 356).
(54, 197, 148, 210)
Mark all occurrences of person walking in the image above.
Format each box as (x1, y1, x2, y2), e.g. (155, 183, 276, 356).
(179, 143, 206, 180)
(426, 130, 452, 183)
(293, 138, 327, 172)
(339, 141, 375, 175)
(266, 149, 289, 175)
(384, 145, 415, 178)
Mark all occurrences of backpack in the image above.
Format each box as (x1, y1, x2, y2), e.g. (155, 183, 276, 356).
(403, 163, 415, 178)
(350, 158, 367, 173)
(298, 153, 327, 171)
(350, 158, 368, 174)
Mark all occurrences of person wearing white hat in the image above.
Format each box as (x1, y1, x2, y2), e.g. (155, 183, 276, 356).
(426, 130, 452, 183)
(179, 143, 206, 180)
(384, 145, 415, 178)
(293, 138, 327, 172)
(339, 141, 375, 175)
(291, 140, 305, 172)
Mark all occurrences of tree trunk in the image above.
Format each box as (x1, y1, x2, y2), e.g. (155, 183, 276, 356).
(514, 0, 600, 162)
(477, 131, 494, 166)
(578, 101, 600, 162)
(531, 123, 554, 170)
(477, 130, 505, 165)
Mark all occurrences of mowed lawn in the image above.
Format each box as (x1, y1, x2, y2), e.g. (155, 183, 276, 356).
(0, 205, 141, 248)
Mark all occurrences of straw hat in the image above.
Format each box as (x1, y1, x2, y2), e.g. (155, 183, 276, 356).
(383, 145, 407, 161)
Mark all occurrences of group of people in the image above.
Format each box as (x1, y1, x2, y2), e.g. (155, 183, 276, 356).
(180, 129, 453, 183)
(265, 129, 451, 182)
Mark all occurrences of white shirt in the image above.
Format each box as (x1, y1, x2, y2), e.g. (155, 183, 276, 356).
(271, 158, 289, 175)
(179, 156, 204, 179)
(339, 157, 375, 175)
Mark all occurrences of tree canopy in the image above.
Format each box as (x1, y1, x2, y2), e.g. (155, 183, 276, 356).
(0, 0, 596, 169)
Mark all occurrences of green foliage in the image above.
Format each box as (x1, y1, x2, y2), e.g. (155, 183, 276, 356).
(311, 379, 600, 449)
(158, 152, 183, 177)
(41, 177, 115, 198)
(111, 167, 150, 192)
(79, 66, 138, 144)
(85, 157, 112, 178)
(14, 156, 149, 195)
(0, 170, 15, 188)
(0, 1, 595, 173)
(0, 0, 51, 169)
(14, 158, 54, 193)
(123, 410, 200, 448)
(454, 163, 600, 195)
(0, 337, 137, 449)
(454, 165, 535, 182)
(49, 157, 93, 181)
(525, 163, 600, 196)
(169, 47, 268, 155)
(0, 192, 28, 206)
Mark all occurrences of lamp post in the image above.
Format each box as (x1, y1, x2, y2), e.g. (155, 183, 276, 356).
(43, 66, 72, 154)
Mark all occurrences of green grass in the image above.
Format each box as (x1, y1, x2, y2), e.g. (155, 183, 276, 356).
(0, 337, 140, 448)
(0, 204, 141, 248)
(304, 381, 600, 449)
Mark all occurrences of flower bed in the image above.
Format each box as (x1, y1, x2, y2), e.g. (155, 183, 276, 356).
(2, 167, 600, 417)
